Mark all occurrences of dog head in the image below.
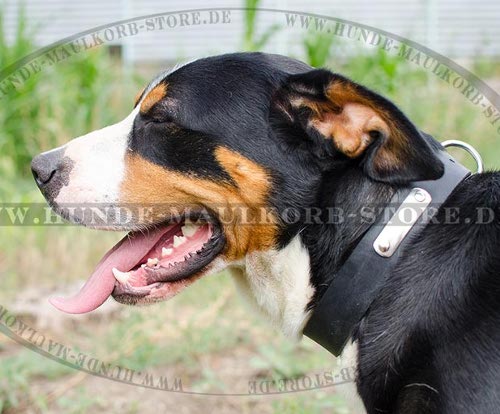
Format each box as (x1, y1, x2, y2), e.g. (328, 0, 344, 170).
(31, 52, 443, 336)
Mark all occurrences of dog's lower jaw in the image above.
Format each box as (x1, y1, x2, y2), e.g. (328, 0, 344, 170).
(229, 235, 315, 340)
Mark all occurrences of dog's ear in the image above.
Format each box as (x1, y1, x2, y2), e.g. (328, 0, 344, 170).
(275, 69, 444, 184)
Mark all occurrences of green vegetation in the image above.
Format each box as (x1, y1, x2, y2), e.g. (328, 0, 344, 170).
(242, 0, 280, 51)
(0, 4, 500, 414)
(0, 7, 142, 188)
(0, 349, 72, 411)
(303, 28, 337, 68)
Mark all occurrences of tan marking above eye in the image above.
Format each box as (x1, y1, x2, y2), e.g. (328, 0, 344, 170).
(140, 83, 168, 114)
(134, 87, 146, 107)
(120, 148, 278, 261)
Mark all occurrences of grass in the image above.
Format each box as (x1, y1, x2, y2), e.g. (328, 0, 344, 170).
(242, 0, 280, 51)
(0, 349, 73, 410)
(0, 4, 144, 184)
(302, 28, 337, 68)
(272, 393, 350, 414)
(0, 265, 342, 411)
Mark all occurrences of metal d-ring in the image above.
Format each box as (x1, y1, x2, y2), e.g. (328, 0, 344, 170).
(442, 140, 484, 174)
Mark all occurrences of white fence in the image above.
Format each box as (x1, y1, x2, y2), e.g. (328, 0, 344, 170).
(3, 0, 500, 64)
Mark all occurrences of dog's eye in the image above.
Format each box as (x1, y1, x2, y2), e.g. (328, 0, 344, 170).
(148, 113, 176, 125)
(138, 108, 178, 128)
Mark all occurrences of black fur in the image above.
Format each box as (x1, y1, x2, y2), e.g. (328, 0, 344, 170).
(114, 53, 500, 412)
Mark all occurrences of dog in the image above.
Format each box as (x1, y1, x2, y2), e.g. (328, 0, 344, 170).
(31, 52, 500, 413)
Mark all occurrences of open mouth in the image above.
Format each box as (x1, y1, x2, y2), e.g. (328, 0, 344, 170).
(50, 215, 225, 314)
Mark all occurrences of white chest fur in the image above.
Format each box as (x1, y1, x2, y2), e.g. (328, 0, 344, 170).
(229, 236, 315, 339)
(229, 236, 365, 412)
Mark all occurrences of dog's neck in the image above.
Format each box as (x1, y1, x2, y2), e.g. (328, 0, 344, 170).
(302, 168, 395, 303)
(230, 166, 395, 339)
(230, 236, 315, 339)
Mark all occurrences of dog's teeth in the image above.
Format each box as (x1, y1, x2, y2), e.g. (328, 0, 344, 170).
(147, 258, 159, 267)
(112, 268, 131, 284)
(173, 235, 187, 247)
(181, 224, 197, 238)
(161, 247, 173, 257)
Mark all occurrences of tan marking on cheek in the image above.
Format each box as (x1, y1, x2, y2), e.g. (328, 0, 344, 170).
(134, 87, 145, 107)
(140, 83, 167, 114)
(120, 150, 278, 261)
(215, 147, 278, 259)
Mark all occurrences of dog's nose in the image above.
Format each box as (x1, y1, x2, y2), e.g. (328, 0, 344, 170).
(31, 151, 58, 187)
(31, 148, 64, 190)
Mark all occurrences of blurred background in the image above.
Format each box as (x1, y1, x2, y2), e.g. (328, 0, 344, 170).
(0, 0, 499, 413)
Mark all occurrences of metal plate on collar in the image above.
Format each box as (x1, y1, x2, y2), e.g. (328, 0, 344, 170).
(373, 188, 432, 257)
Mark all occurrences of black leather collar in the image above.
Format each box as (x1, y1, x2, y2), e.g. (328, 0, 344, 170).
(304, 148, 471, 356)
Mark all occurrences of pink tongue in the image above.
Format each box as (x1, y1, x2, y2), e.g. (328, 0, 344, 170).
(49, 227, 169, 314)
